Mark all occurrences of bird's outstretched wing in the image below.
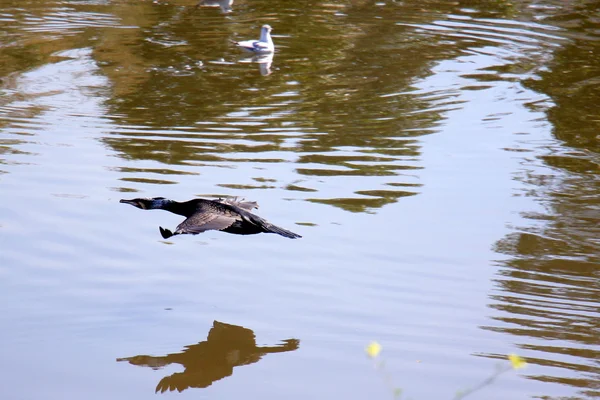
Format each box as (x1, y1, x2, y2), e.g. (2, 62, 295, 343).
(255, 220, 301, 239)
(241, 212, 302, 239)
(155, 372, 196, 393)
(175, 212, 239, 235)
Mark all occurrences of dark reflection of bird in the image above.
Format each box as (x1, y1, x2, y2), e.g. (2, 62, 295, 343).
(117, 321, 300, 393)
(119, 196, 302, 239)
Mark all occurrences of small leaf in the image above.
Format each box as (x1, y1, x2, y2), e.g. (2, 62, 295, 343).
(393, 387, 403, 398)
(365, 341, 382, 358)
(508, 354, 527, 370)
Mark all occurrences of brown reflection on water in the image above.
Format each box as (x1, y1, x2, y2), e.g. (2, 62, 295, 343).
(0, 0, 125, 77)
(117, 321, 299, 393)
(489, 241, 600, 397)
(525, 1, 600, 156)
(486, 3, 600, 397)
(94, 1, 465, 212)
(491, 173, 600, 396)
(307, 189, 417, 214)
(2, 0, 495, 213)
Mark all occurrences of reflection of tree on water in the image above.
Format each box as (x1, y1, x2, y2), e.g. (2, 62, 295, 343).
(96, 1, 459, 213)
(485, 4, 600, 396)
(487, 233, 600, 397)
(117, 321, 299, 393)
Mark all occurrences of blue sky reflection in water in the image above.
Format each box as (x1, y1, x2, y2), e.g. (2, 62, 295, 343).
(0, 1, 599, 399)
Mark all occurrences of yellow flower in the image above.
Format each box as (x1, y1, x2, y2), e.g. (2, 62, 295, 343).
(508, 354, 527, 370)
(365, 341, 382, 358)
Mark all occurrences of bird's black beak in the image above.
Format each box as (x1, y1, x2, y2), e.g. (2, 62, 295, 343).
(120, 198, 145, 209)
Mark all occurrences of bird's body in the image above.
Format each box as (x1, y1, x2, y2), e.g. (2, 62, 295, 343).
(120, 197, 301, 239)
(231, 25, 274, 54)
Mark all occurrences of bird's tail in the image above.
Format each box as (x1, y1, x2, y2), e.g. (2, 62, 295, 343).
(264, 223, 302, 239)
(229, 39, 239, 45)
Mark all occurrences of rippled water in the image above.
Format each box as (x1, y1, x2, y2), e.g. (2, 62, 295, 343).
(1, 1, 599, 399)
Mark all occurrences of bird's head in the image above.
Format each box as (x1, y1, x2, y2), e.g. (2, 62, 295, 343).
(120, 197, 170, 210)
(262, 24, 272, 32)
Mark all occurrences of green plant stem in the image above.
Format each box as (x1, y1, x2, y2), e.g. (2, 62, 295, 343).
(452, 365, 511, 400)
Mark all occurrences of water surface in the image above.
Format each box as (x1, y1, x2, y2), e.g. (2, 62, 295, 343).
(1, 0, 599, 399)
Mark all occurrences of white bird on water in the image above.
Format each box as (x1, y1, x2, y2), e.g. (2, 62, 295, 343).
(231, 25, 274, 55)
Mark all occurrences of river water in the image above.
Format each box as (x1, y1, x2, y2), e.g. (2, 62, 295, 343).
(0, 1, 598, 399)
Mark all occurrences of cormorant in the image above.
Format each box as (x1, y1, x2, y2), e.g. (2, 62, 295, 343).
(119, 197, 301, 239)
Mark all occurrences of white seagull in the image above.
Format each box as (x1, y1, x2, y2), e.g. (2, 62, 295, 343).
(231, 25, 274, 55)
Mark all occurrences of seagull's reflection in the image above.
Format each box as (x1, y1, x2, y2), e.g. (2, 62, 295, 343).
(195, 0, 233, 13)
(117, 320, 299, 393)
(239, 53, 274, 76)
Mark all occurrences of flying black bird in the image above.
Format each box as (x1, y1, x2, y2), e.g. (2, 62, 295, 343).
(120, 197, 301, 239)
